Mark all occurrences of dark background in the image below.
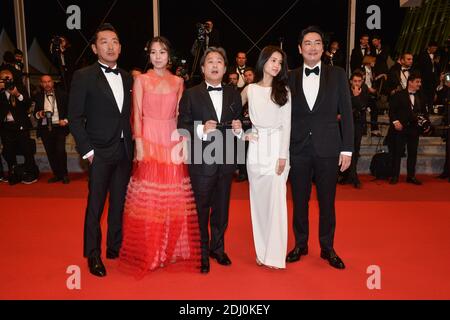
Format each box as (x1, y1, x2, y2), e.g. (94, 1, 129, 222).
(0, 0, 405, 72)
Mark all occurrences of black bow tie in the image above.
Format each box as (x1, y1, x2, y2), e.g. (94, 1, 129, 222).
(99, 63, 119, 75)
(402, 68, 410, 72)
(409, 92, 416, 96)
(305, 66, 320, 76)
(207, 86, 222, 92)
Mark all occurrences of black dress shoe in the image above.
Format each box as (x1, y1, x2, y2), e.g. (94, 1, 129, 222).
(106, 249, 119, 259)
(236, 173, 248, 182)
(406, 176, 422, 185)
(200, 259, 210, 274)
(320, 250, 345, 269)
(389, 177, 398, 185)
(48, 176, 62, 183)
(286, 246, 308, 263)
(209, 252, 232, 265)
(88, 256, 107, 277)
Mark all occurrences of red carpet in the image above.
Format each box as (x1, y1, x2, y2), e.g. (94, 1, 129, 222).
(1, 174, 450, 300)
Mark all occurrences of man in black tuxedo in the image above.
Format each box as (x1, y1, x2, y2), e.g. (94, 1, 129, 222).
(68, 24, 133, 277)
(418, 41, 440, 113)
(350, 34, 371, 73)
(388, 73, 429, 185)
(286, 26, 354, 270)
(386, 52, 415, 97)
(33, 75, 70, 184)
(0, 68, 38, 185)
(178, 47, 243, 274)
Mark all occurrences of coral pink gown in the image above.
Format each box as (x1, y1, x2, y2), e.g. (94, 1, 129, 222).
(119, 70, 200, 277)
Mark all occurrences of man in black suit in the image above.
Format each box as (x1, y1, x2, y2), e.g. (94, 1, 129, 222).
(0, 68, 38, 185)
(33, 75, 70, 184)
(388, 73, 429, 185)
(350, 34, 371, 73)
(418, 41, 440, 113)
(68, 23, 133, 277)
(386, 52, 415, 97)
(178, 47, 243, 274)
(286, 26, 354, 270)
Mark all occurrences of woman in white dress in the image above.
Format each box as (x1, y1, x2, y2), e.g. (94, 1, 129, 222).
(241, 46, 291, 269)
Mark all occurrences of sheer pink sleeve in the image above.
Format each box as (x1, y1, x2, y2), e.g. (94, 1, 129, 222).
(132, 75, 144, 139)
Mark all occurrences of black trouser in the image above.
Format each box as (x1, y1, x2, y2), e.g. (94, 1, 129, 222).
(83, 141, 132, 258)
(443, 129, 450, 176)
(190, 169, 234, 260)
(0, 122, 36, 172)
(391, 125, 419, 178)
(290, 138, 339, 251)
(39, 126, 68, 178)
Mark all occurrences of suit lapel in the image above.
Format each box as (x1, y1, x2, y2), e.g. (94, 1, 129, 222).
(311, 65, 328, 112)
(220, 87, 231, 123)
(96, 65, 120, 114)
(297, 68, 310, 112)
(200, 83, 219, 122)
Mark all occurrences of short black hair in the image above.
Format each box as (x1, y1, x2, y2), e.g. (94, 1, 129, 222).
(428, 40, 439, 47)
(372, 35, 382, 41)
(200, 47, 228, 67)
(92, 23, 119, 44)
(298, 26, 324, 45)
(408, 72, 422, 82)
(14, 49, 23, 56)
(350, 71, 364, 80)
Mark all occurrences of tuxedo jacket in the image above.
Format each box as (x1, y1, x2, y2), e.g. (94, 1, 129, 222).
(68, 63, 133, 160)
(178, 82, 243, 176)
(386, 63, 419, 96)
(33, 88, 69, 136)
(350, 46, 370, 73)
(418, 50, 439, 91)
(0, 88, 32, 130)
(288, 64, 354, 158)
(389, 89, 427, 129)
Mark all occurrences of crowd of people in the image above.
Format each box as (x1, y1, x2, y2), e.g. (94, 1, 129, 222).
(1, 20, 449, 278)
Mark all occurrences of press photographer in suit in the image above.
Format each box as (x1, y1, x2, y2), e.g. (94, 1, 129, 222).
(0, 68, 37, 184)
(33, 75, 70, 184)
(389, 72, 429, 185)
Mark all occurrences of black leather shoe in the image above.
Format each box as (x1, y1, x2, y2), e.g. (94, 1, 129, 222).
(209, 252, 232, 265)
(62, 176, 70, 184)
(106, 249, 119, 259)
(406, 177, 422, 185)
(48, 176, 62, 183)
(236, 173, 248, 182)
(320, 249, 345, 269)
(88, 256, 107, 277)
(200, 259, 210, 274)
(286, 246, 308, 263)
(389, 177, 398, 185)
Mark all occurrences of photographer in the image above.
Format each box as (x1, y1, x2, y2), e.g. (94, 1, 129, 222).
(33, 74, 69, 184)
(50, 35, 74, 91)
(388, 72, 429, 185)
(339, 71, 368, 188)
(0, 68, 38, 184)
(437, 72, 450, 181)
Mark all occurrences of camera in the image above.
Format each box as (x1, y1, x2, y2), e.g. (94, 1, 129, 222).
(178, 59, 188, 77)
(0, 77, 16, 91)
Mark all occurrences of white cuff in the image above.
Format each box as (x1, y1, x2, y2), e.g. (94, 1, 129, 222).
(196, 124, 208, 141)
(341, 151, 352, 157)
(83, 150, 94, 159)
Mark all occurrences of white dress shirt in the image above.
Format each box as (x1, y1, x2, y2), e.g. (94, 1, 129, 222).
(303, 61, 321, 111)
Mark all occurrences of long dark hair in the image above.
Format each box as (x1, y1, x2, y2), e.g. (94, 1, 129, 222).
(254, 46, 289, 107)
(146, 36, 172, 67)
